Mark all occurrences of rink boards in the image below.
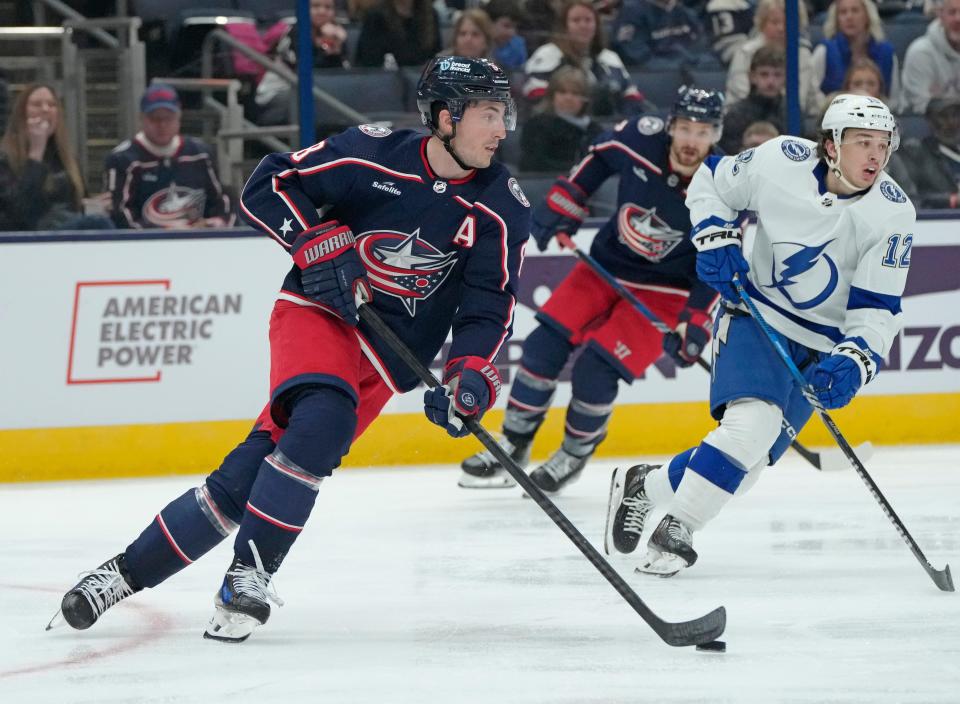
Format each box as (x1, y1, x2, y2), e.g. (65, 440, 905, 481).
(1, 216, 958, 482)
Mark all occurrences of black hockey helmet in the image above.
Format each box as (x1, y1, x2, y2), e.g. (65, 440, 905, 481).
(669, 85, 725, 127)
(417, 56, 517, 131)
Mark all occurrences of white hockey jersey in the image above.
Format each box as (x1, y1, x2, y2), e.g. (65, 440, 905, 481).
(687, 135, 916, 358)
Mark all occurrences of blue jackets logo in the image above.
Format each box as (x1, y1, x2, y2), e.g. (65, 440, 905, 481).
(356, 229, 458, 315)
(616, 204, 685, 261)
(765, 241, 839, 310)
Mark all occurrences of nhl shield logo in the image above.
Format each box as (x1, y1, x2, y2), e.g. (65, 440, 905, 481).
(616, 204, 685, 261)
(356, 229, 458, 315)
(433, 180, 447, 194)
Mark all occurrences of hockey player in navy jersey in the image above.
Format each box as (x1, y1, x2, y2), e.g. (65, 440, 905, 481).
(605, 94, 916, 577)
(460, 86, 724, 494)
(50, 57, 530, 642)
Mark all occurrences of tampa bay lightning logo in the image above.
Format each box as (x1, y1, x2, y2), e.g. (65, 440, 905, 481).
(880, 181, 907, 203)
(356, 229, 458, 316)
(764, 241, 839, 310)
(780, 139, 811, 162)
(732, 148, 754, 175)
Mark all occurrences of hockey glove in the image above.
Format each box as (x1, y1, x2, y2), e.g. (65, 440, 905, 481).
(811, 337, 882, 410)
(423, 356, 502, 438)
(692, 227, 749, 303)
(662, 308, 712, 367)
(530, 178, 589, 251)
(292, 220, 373, 326)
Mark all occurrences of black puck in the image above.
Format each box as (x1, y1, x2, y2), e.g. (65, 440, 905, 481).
(695, 640, 726, 652)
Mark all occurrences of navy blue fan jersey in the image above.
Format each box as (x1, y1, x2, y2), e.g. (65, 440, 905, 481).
(568, 115, 717, 311)
(240, 125, 531, 393)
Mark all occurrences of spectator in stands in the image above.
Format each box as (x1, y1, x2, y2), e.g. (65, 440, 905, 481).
(740, 119, 780, 148)
(522, 0, 564, 52)
(900, 96, 960, 207)
(255, 0, 350, 125)
(720, 45, 787, 153)
(439, 8, 494, 59)
(811, 0, 901, 109)
(841, 55, 887, 98)
(0, 83, 112, 232)
(104, 85, 234, 230)
(355, 0, 441, 67)
(902, 0, 960, 113)
(519, 66, 603, 171)
(486, 0, 529, 69)
(705, 0, 757, 65)
(524, 0, 645, 115)
(726, 0, 823, 112)
(611, 0, 705, 68)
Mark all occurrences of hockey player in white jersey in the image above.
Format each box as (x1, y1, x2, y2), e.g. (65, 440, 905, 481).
(604, 94, 916, 576)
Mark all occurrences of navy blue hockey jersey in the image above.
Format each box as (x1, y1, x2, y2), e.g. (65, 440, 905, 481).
(105, 133, 234, 229)
(567, 115, 718, 311)
(240, 125, 531, 393)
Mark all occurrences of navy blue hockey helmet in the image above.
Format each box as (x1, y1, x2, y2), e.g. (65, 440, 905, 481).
(417, 56, 518, 131)
(669, 85, 725, 128)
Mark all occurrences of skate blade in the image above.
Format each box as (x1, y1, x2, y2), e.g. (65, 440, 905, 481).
(635, 549, 687, 578)
(203, 609, 262, 643)
(603, 467, 628, 556)
(457, 471, 516, 489)
(44, 608, 64, 632)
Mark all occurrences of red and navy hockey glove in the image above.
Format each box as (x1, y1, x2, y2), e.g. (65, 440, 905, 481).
(530, 178, 589, 252)
(811, 337, 882, 409)
(423, 356, 502, 438)
(662, 308, 713, 367)
(291, 220, 372, 325)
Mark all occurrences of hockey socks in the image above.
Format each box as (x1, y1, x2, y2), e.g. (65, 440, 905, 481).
(234, 386, 356, 574)
(125, 484, 238, 588)
(563, 346, 620, 456)
(502, 324, 572, 439)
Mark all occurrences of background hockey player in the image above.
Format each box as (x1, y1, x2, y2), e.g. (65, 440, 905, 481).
(460, 87, 724, 494)
(104, 84, 234, 229)
(51, 57, 530, 643)
(605, 94, 916, 577)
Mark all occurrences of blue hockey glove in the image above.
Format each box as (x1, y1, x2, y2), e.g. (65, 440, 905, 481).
(292, 220, 372, 326)
(423, 356, 502, 438)
(530, 178, 589, 251)
(662, 308, 712, 367)
(811, 337, 882, 410)
(692, 225, 748, 303)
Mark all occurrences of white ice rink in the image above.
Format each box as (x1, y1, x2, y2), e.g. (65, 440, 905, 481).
(1, 445, 958, 703)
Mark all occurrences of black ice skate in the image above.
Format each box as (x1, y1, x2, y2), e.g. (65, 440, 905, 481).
(47, 553, 142, 631)
(528, 447, 590, 494)
(603, 464, 658, 556)
(204, 541, 283, 643)
(637, 514, 698, 578)
(459, 434, 531, 489)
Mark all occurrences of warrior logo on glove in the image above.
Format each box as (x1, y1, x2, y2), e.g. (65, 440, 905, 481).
(356, 229, 459, 315)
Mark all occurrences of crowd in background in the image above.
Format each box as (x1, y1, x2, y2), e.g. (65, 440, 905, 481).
(1, 0, 958, 231)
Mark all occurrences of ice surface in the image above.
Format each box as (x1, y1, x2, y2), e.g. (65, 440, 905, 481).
(1, 445, 958, 703)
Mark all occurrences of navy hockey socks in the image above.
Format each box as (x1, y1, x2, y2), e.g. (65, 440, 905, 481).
(234, 387, 357, 573)
(123, 429, 275, 589)
(503, 324, 573, 439)
(564, 346, 620, 456)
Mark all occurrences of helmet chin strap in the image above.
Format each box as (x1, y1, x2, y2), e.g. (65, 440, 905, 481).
(436, 122, 476, 172)
(826, 151, 863, 193)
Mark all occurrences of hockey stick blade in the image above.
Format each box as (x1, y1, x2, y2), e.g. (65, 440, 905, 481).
(816, 441, 874, 472)
(358, 304, 727, 645)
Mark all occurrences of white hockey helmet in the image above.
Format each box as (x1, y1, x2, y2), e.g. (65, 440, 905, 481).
(821, 93, 900, 155)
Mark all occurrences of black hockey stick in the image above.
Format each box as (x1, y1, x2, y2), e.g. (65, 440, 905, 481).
(358, 304, 727, 646)
(734, 275, 954, 592)
(555, 233, 859, 471)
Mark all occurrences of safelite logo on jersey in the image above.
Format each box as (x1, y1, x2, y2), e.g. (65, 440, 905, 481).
(66, 279, 243, 384)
